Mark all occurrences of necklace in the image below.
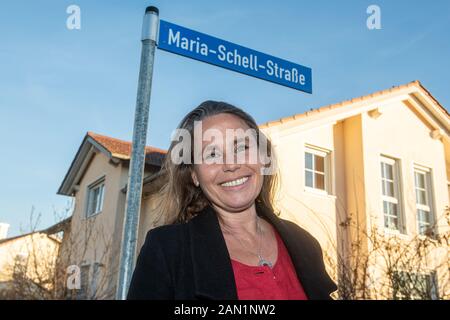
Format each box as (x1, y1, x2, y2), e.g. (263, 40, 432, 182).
(255, 217, 273, 268)
(221, 216, 273, 268)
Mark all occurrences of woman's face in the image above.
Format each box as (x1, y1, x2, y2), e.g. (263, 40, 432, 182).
(191, 113, 265, 213)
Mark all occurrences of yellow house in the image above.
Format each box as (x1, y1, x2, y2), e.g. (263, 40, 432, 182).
(57, 132, 166, 299)
(57, 80, 449, 299)
(0, 219, 69, 299)
(260, 80, 449, 299)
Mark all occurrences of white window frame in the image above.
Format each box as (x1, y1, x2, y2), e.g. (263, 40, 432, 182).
(380, 156, 405, 233)
(304, 145, 331, 195)
(413, 165, 435, 237)
(86, 177, 105, 218)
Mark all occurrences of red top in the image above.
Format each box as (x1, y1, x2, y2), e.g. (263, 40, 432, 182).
(230, 228, 308, 300)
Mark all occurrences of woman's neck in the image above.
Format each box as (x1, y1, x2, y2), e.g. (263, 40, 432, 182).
(213, 203, 259, 236)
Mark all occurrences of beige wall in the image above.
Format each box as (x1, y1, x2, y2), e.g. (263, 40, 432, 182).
(138, 192, 161, 251)
(69, 149, 125, 261)
(0, 234, 60, 288)
(64, 149, 129, 298)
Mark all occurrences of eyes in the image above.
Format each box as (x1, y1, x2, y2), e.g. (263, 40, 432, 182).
(205, 148, 220, 160)
(235, 144, 249, 153)
(205, 144, 249, 160)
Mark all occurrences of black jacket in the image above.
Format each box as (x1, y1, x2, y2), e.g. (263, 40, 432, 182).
(127, 203, 337, 300)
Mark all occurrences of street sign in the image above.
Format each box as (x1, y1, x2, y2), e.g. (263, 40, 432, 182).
(157, 20, 312, 94)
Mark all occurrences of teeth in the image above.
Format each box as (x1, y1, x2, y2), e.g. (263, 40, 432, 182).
(220, 176, 249, 187)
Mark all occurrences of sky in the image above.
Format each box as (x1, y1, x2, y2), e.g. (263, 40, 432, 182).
(0, 0, 449, 237)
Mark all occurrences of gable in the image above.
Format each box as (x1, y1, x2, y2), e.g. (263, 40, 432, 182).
(260, 81, 449, 142)
(362, 99, 446, 162)
(58, 133, 166, 196)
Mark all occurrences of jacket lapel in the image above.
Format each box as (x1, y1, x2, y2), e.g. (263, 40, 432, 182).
(188, 205, 238, 300)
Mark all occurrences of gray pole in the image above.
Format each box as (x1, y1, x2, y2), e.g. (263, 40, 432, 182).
(116, 6, 159, 300)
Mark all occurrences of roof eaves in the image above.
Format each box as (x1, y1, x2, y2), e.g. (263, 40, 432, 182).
(57, 135, 92, 196)
(258, 81, 448, 129)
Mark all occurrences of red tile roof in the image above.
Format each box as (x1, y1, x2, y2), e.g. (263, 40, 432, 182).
(87, 132, 167, 160)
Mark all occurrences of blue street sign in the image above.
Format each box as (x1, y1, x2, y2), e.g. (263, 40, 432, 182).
(157, 20, 312, 94)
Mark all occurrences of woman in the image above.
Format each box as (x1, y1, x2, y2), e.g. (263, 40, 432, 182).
(127, 101, 337, 300)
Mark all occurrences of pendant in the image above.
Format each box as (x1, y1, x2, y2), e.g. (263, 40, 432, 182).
(258, 256, 273, 268)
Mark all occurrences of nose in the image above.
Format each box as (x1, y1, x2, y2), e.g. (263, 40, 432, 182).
(222, 161, 240, 172)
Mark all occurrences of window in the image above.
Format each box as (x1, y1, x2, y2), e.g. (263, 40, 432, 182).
(91, 262, 104, 298)
(86, 178, 105, 218)
(380, 156, 404, 232)
(414, 167, 435, 236)
(77, 264, 91, 300)
(305, 146, 329, 193)
(393, 271, 439, 300)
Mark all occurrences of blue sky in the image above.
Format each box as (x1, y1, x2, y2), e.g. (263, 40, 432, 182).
(0, 0, 449, 237)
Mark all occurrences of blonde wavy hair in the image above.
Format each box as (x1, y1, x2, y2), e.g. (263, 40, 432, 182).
(152, 100, 280, 225)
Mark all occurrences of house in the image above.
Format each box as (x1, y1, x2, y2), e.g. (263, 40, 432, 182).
(58, 80, 449, 299)
(56, 132, 166, 299)
(0, 218, 70, 299)
(260, 80, 450, 299)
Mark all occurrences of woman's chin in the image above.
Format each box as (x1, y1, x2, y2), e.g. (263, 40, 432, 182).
(220, 199, 256, 212)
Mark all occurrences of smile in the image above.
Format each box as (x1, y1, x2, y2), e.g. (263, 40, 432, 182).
(220, 176, 249, 187)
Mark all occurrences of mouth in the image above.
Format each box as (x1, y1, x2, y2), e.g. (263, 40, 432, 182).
(219, 175, 251, 188)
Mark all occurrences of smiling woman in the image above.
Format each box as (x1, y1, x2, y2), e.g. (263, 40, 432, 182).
(127, 101, 337, 300)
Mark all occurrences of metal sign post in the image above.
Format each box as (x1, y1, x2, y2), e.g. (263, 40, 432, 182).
(116, 6, 159, 300)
